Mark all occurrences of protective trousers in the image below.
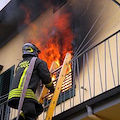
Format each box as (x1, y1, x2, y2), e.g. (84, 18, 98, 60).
(13, 100, 43, 120)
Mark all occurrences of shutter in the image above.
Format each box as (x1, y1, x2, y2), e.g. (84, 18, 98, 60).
(44, 71, 75, 109)
(0, 65, 15, 104)
(0, 65, 15, 97)
(0, 66, 15, 120)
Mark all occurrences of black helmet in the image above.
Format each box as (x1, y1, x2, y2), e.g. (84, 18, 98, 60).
(22, 43, 40, 57)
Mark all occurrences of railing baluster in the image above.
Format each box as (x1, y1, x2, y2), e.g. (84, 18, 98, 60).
(43, 101, 45, 120)
(72, 60, 76, 107)
(83, 54, 85, 102)
(108, 39, 116, 87)
(96, 47, 103, 92)
(9, 108, 13, 120)
(0, 106, 2, 120)
(104, 41, 107, 91)
(0, 106, 1, 120)
(86, 52, 92, 98)
(116, 33, 119, 86)
(6, 106, 10, 120)
(1, 104, 4, 120)
(77, 59, 81, 103)
(4, 105, 7, 120)
(93, 48, 95, 97)
(68, 74, 72, 108)
(63, 88, 65, 111)
(119, 31, 120, 85)
(60, 92, 62, 112)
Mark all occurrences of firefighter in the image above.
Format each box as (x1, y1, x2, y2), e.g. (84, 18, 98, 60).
(8, 43, 55, 120)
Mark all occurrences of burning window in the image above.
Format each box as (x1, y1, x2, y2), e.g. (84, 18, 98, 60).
(43, 62, 75, 109)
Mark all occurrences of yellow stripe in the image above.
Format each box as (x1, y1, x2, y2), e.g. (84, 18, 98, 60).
(20, 112, 25, 119)
(8, 92, 36, 99)
(45, 81, 53, 88)
(8, 88, 37, 101)
(8, 89, 35, 96)
(26, 47, 33, 53)
(9, 92, 35, 98)
(8, 90, 37, 100)
(18, 66, 28, 88)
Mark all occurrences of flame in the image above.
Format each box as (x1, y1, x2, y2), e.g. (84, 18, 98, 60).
(22, 7, 74, 69)
(55, 60, 60, 67)
(37, 12, 74, 69)
(52, 74, 56, 81)
(66, 64, 72, 74)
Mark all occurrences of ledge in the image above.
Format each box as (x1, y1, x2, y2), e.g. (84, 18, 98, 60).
(53, 85, 120, 120)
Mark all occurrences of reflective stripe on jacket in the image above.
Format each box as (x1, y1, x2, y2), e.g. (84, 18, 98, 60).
(8, 56, 52, 108)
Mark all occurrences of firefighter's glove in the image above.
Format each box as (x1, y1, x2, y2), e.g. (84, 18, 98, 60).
(45, 81, 55, 93)
(49, 86, 55, 94)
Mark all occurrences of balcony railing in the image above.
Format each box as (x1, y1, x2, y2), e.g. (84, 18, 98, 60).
(0, 94, 9, 120)
(0, 30, 120, 120)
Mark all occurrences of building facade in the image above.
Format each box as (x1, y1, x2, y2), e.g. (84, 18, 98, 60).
(0, 0, 120, 120)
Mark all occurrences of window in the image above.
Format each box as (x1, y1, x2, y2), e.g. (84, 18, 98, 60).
(44, 67, 75, 110)
(0, 65, 14, 97)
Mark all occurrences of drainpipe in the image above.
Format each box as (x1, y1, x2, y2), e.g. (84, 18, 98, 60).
(86, 105, 104, 120)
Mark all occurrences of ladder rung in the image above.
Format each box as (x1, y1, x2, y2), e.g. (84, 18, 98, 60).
(51, 65, 62, 74)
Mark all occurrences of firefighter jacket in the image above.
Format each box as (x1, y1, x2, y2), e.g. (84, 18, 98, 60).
(8, 56, 53, 109)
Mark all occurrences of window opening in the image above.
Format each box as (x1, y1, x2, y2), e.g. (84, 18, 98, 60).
(44, 64, 75, 110)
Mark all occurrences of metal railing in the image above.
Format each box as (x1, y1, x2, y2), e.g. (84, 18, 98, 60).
(0, 30, 120, 120)
(69, 30, 120, 105)
(0, 94, 10, 120)
(38, 30, 120, 119)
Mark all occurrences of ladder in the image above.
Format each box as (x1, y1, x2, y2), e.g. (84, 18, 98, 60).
(39, 52, 71, 120)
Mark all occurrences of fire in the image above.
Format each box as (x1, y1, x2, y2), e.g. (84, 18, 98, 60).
(37, 12, 74, 69)
(52, 75, 56, 81)
(22, 6, 74, 69)
(55, 60, 60, 67)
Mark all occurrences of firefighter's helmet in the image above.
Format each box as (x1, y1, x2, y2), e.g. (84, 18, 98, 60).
(22, 43, 40, 57)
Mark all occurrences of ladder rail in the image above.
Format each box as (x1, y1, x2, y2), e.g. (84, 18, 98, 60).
(45, 52, 71, 120)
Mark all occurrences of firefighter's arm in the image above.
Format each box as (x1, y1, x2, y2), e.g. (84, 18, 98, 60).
(37, 60, 55, 93)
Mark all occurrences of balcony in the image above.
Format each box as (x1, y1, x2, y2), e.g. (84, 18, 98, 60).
(0, 30, 120, 120)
